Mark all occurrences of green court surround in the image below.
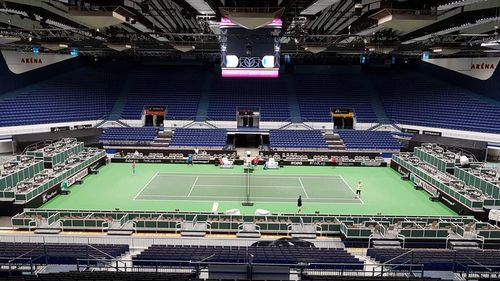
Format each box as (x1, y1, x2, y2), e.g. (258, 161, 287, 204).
(40, 163, 456, 216)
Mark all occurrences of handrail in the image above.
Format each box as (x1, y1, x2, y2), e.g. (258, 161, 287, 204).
(380, 249, 415, 266)
(101, 221, 109, 233)
(476, 234, 485, 249)
(396, 234, 406, 248)
(454, 250, 493, 272)
(71, 258, 428, 277)
(86, 244, 128, 271)
(21, 139, 57, 155)
(8, 244, 45, 264)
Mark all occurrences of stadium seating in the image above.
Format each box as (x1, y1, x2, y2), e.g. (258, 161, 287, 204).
(1, 67, 499, 136)
(100, 127, 157, 144)
(0, 242, 128, 265)
(133, 245, 363, 269)
(367, 248, 500, 271)
(338, 130, 401, 150)
(169, 128, 227, 147)
(372, 72, 500, 133)
(0, 272, 196, 281)
(0, 272, 445, 281)
(295, 74, 378, 122)
(0, 68, 120, 127)
(120, 68, 203, 119)
(207, 77, 290, 121)
(269, 130, 328, 149)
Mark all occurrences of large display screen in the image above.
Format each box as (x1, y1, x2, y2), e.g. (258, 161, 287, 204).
(220, 18, 281, 78)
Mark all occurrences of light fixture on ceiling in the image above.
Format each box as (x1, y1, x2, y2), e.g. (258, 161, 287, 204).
(303, 46, 327, 53)
(173, 45, 196, 52)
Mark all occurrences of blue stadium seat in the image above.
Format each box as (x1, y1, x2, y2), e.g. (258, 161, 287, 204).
(120, 68, 203, 120)
(367, 248, 500, 271)
(133, 245, 364, 269)
(207, 77, 290, 121)
(169, 128, 227, 147)
(295, 74, 378, 122)
(372, 72, 500, 133)
(0, 242, 128, 265)
(100, 127, 157, 144)
(269, 130, 328, 149)
(0, 68, 120, 127)
(338, 130, 401, 150)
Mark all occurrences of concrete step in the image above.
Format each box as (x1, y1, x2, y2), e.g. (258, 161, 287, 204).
(107, 229, 134, 236)
(34, 228, 61, 234)
(180, 231, 207, 237)
(290, 233, 317, 239)
(372, 240, 402, 249)
(449, 241, 480, 250)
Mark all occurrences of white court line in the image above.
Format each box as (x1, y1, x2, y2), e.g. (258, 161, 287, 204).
(137, 194, 359, 200)
(187, 176, 199, 197)
(134, 196, 361, 205)
(136, 194, 360, 201)
(133, 171, 160, 200)
(155, 172, 343, 178)
(194, 184, 302, 189)
(156, 174, 342, 180)
(133, 172, 360, 205)
(339, 176, 365, 205)
(298, 178, 309, 199)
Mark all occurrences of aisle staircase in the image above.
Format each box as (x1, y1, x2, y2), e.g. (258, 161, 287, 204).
(195, 72, 214, 121)
(286, 75, 302, 123)
(324, 132, 346, 150)
(152, 131, 172, 147)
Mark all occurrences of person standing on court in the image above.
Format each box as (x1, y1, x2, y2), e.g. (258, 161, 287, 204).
(297, 195, 303, 213)
(132, 161, 136, 175)
(187, 153, 194, 166)
(355, 180, 362, 198)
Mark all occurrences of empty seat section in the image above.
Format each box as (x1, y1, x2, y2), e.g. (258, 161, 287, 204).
(295, 74, 377, 122)
(0, 68, 121, 127)
(207, 77, 290, 121)
(367, 248, 500, 271)
(133, 245, 363, 269)
(338, 130, 400, 150)
(121, 67, 203, 119)
(169, 128, 227, 148)
(100, 127, 157, 144)
(0, 242, 129, 265)
(372, 72, 500, 133)
(269, 130, 328, 149)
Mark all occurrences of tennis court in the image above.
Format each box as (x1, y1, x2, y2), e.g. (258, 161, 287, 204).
(134, 172, 363, 204)
(40, 164, 456, 215)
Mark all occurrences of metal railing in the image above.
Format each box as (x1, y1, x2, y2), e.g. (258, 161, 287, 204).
(73, 258, 426, 278)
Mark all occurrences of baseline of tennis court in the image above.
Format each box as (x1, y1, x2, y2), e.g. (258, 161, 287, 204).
(134, 172, 363, 204)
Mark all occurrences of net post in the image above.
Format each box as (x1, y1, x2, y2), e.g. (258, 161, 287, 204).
(242, 166, 254, 206)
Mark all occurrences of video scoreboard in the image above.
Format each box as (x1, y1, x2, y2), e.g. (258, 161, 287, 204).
(220, 17, 281, 78)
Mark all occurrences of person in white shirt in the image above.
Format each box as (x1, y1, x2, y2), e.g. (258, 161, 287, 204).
(355, 181, 362, 199)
